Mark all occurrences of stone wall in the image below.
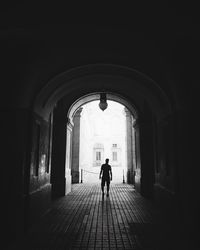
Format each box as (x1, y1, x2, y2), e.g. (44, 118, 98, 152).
(29, 113, 52, 225)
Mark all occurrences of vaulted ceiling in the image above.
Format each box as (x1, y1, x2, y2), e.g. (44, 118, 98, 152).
(0, 5, 199, 111)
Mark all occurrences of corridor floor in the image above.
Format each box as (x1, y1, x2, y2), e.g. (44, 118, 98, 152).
(17, 184, 195, 250)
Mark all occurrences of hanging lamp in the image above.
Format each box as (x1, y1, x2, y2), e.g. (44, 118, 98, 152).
(99, 93, 108, 111)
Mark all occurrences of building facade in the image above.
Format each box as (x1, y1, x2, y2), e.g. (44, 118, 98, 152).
(79, 101, 127, 183)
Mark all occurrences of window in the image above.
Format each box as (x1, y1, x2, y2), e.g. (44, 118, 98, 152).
(93, 143, 104, 167)
(96, 151, 101, 161)
(112, 151, 117, 161)
(112, 144, 117, 148)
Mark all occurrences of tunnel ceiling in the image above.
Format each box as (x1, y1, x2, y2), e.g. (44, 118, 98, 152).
(1, 23, 198, 111)
(33, 64, 172, 121)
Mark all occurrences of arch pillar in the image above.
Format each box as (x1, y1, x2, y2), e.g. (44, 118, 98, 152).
(51, 101, 69, 199)
(125, 107, 135, 184)
(71, 108, 82, 183)
(139, 102, 155, 199)
(134, 119, 141, 192)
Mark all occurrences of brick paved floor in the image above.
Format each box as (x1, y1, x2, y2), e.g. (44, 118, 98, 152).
(15, 184, 196, 250)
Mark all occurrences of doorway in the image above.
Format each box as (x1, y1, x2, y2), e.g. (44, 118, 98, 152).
(79, 100, 127, 184)
(68, 94, 138, 187)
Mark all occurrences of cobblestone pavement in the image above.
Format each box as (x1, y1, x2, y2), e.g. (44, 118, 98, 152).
(15, 184, 196, 249)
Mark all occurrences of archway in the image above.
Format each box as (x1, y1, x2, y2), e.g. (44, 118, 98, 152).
(48, 74, 170, 199)
(33, 64, 171, 121)
(29, 64, 172, 224)
(67, 96, 138, 186)
(78, 100, 127, 184)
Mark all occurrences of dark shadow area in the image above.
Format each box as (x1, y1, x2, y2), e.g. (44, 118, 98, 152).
(11, 184, 199, 250)
(1, 17, 199, 250)
(129, 220, 198, 250)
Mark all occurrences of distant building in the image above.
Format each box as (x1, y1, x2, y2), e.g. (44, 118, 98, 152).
(79, 101, 126, 183)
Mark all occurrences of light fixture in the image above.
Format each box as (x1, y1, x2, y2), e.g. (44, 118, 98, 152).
(99, 93, 108, 111)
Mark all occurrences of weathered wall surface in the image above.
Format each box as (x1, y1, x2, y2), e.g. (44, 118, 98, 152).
(29, 113, 52, 225)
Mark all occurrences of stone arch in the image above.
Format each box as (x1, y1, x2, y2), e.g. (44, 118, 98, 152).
(67, 92, 138, 126)
(33, 64, 172, 121)
(32, 63, 173, 199)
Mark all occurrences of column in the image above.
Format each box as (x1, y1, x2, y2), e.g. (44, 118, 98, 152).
(139, 102, 155, 199)
(65, 119, 73, 194)
(51, 101, 68, 198)
(71, 108, 82, 183)
(125, 108, 134, 184)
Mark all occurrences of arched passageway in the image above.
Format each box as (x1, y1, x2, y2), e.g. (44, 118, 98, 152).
(28, 64, 173, 224)
(1, 17, 199, 249)
(69, 98, 137, 185)
(50, 90, 143, 199)
(4, 63, 198, 249)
